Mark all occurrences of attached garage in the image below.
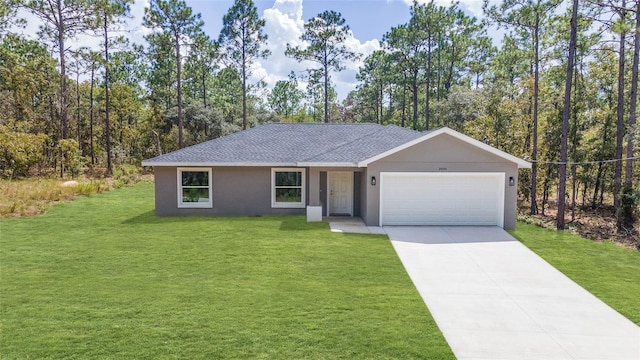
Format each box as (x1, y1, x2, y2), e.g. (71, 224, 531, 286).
(379, 172, 505, 227)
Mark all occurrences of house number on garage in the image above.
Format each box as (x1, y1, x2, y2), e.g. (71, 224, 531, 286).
(438, 167, 447, 171)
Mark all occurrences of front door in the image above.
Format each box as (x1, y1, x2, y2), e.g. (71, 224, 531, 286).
(328, 172, 353, 216)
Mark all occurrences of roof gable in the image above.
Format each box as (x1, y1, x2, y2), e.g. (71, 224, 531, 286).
(357, 127, 532, 169)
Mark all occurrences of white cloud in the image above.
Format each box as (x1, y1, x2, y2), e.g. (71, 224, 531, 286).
(129, 0, 152, 39)
(259, 0, 306, 81)
(257, 0, 380, 100)
(403, 0, 499, 18)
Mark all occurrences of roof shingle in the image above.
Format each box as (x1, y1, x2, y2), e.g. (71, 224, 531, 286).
(142, 123, 424, 166)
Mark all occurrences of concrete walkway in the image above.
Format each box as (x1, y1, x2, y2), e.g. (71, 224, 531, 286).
(327, 217, 386, 235)
(386, 226, 640, 360)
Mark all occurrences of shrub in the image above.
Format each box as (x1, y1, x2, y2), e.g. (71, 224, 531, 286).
(617, 185, 638, 233)
(0, 123, 47, 178)
(59, 139, 84, 178)
(112, 164, 140, 188)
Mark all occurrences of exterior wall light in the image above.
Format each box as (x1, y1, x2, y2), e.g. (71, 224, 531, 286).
(509, 176, 515, 186)
(371, 176, 376, 186)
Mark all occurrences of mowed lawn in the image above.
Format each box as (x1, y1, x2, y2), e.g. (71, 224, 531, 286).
(1, 183, 454, 359)
(510, 223, 640, 325)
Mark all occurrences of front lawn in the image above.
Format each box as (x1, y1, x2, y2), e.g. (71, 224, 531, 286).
(0, 183, 454, 359)
(510, 223, 640, 325)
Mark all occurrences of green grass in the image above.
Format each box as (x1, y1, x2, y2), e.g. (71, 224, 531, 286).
(510, 222, 640, 325)
(0, 183, 453, 359)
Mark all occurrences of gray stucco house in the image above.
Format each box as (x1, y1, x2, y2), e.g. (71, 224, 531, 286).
(142, 123, 531, 229)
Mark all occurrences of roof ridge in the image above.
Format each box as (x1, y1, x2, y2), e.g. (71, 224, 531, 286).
(383, 123, 420, 133)
(264, 122, 382, 126)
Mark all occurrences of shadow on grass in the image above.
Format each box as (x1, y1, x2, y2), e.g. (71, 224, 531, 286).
(121, 213, 336, 234)
(279, 218, 328, 231)
(121, 211, 217, 225)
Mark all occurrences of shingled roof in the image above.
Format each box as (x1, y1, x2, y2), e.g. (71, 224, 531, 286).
(142, 123, 424, 167)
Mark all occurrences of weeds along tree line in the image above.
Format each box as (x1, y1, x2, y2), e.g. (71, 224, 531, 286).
(0, 0, 638, 231)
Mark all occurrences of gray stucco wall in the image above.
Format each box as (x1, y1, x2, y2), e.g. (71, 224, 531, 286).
(154, 166, 307, 216)
(360, 168, 369, 222)
(320, 171, 327, 216)
(363, 133, 520, 229)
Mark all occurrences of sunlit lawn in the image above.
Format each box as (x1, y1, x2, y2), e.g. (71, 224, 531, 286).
(1, 183, 454, 359)
(510, 223, 640, 325)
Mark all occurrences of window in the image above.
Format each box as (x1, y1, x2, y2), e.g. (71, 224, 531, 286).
(177, 168, 212, 208)
(272, 168, 305, 208)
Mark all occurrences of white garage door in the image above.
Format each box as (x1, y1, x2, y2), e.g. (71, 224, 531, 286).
(380, 172, 505, 227)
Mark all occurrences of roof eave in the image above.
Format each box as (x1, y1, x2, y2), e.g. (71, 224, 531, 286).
(141, 161, 299, 167)
(296, 162, 359, 168)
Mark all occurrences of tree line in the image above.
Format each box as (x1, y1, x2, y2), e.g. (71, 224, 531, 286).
(0, 0, 638, 231)
(350, 0, 638, 231)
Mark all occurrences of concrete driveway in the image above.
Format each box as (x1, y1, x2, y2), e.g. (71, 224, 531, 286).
(386, 226, 640, 360)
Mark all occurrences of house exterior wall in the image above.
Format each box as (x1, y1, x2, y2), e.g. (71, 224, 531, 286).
(154, 166, 365, 218)
(154, 166, 307, 216)
(360, 168, 369, 222)
(363, 133, 520, 229)
(320, 172, 327, 216)
(353, 172, 362, 217)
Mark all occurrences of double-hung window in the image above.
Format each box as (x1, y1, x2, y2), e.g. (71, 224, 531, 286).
(177, 168, 212, 208)
(271, 168, 305, 208)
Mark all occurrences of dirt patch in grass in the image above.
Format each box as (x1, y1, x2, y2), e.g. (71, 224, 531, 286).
(519, 201, 640, 249)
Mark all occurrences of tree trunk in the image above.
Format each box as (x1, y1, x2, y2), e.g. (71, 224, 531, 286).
(76, 63, 82, 153)
(57, 0, 68, 141)
(559, 25, 574, 230)
(531, 17, 540, 216)
(376, 82, 384, 124)
(425, 38, 432, 130)
(401, 75, 406, 128)
(176, 35, 184, 146)
(542, 166, 551, 217)
(388, 85, 393, 119)
(379, 83, 383, 124)
(104, 15, 112, 175)
(202, 69, 207, 108)
(242, 35, 248, 129)
(570, 71, 579, 222)
(571, 163, 577, 222)
(445, 37, 456, 94)
(626, 0, 639, 188)
(436, 33, 442, 102)
(324, 62, 329, 123)
(57, 0, 67, 178)
(90, 62, 95, 165)
(412, 72, 418, 130)
(373, 89, 379, 124)
(613, 0, 627, 212)
(152, 130, 162, 156)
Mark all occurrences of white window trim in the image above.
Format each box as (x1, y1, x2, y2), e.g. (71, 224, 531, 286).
(177, 167, 213, 209)
(271, 168, 306, 208)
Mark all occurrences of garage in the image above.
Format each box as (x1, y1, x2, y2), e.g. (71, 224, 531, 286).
(379, 172, 505, 227)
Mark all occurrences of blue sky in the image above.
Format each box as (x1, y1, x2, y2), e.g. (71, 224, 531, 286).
(16, 0, 497, 99)
(185, 0, 492, 99)
(190, 0, 414, 43)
